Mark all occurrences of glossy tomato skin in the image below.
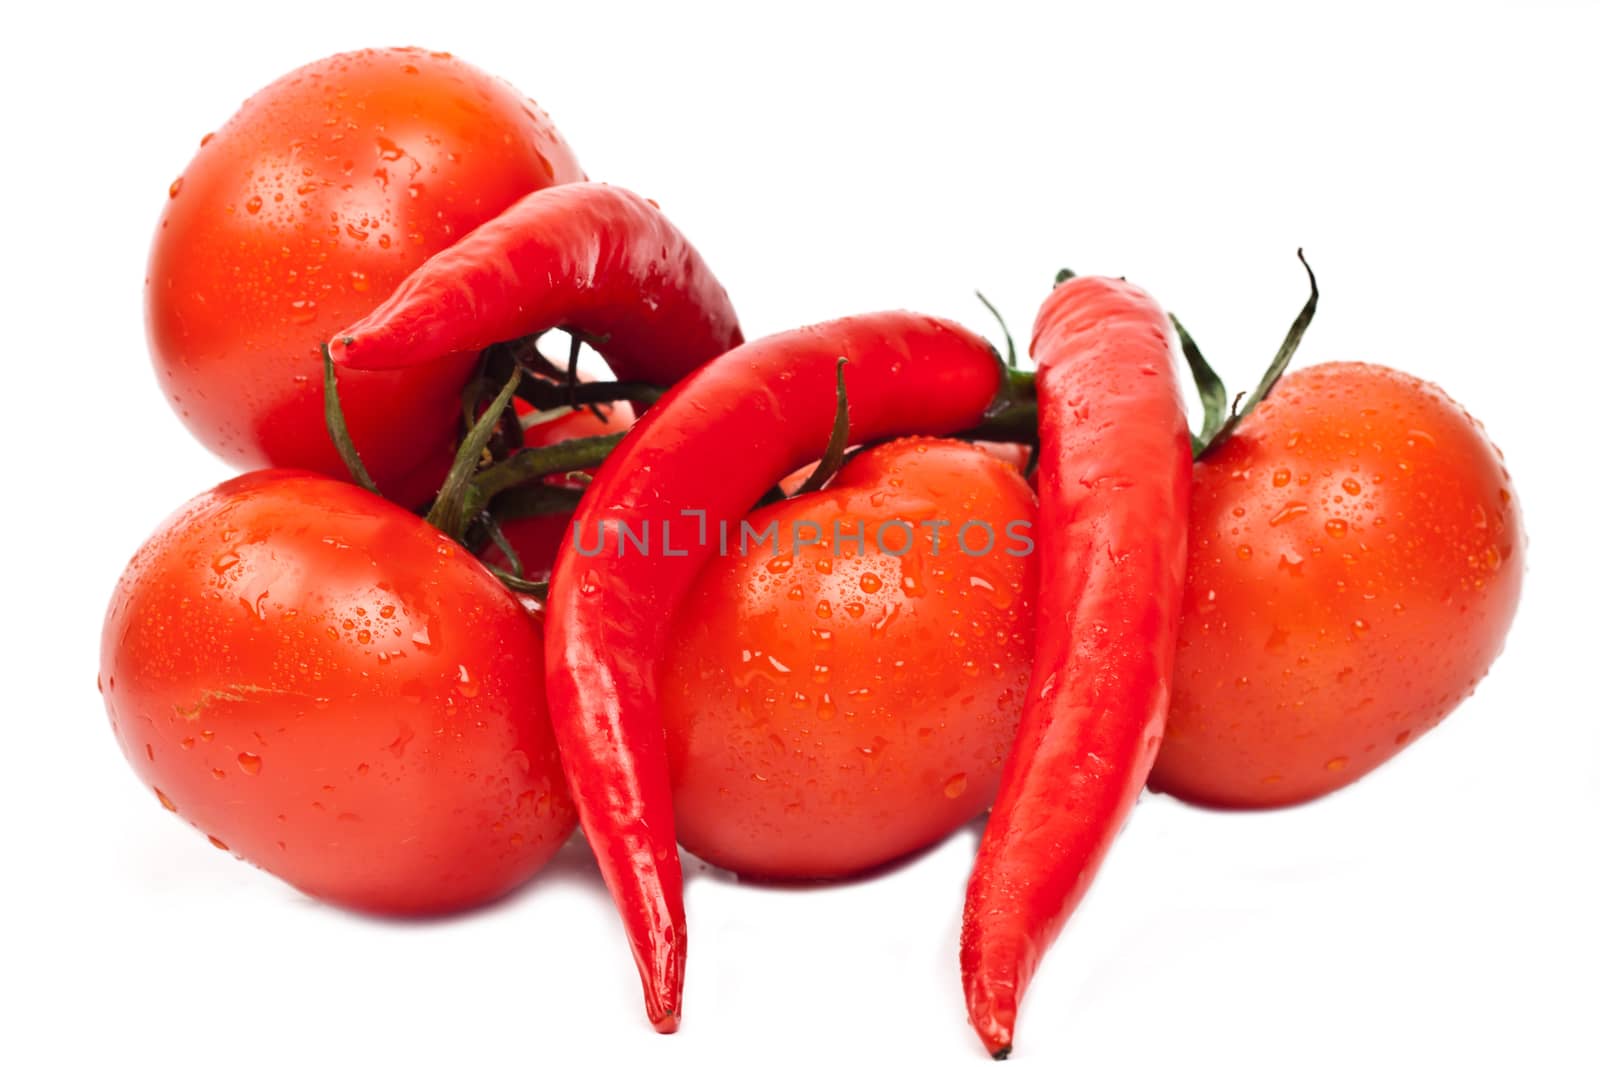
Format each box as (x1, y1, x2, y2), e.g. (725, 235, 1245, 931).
(660, 439, 1038, 879)
(147, 47, 583, 494)
(99, 471, 576, 914)
(1152, 362, 1523, 808)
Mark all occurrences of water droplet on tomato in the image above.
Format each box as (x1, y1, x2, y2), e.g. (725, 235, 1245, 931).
(944, 773, 969, 799)
(155, 788, 178, 812)
(387, 723, 415, 758)
(208, 835, 230, 851)
(168, 177, 184, 198)
(859, 736, 889, 759)
(1325, 756, 1349, 771)
(237, 752, 263, 775)
(1268, 502, 1308, 527)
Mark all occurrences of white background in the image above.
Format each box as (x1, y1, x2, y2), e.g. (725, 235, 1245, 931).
(3, 2, 1597, 1064)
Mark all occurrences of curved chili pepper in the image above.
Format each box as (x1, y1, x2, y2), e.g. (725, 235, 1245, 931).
(544, 312, 1011, 1032)
(328, 183, 741, 384)
(960, 277, 1191, 1058)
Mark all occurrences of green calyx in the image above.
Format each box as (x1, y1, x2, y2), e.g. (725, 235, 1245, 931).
(1182, 249, 1320, 458)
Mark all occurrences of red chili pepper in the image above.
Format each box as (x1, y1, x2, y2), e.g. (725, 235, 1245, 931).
(543, 312, 1013, 1032)
(960, 277, 1191, 1058)
(328, 183, 741, 384)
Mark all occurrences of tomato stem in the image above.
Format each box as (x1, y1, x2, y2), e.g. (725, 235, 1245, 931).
(480, 514, 526, 578)
(961, 364, 1038, 443)
(518, 376, 666, 410)
(1185, 249, 1321, 458)
(489, 483, 587, 522)
(482, 562, 549, 597)
(426, 367, 523, 540)
(321, 345, 380, 495)
(470, 431, 630, 506)
(975, 291, 1019, 369)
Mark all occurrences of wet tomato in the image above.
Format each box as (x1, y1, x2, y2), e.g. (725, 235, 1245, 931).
(99, 471, 575, 914)
(1152, 362, 1523, 807)
(146, 47, 583, 494)
(660, 438, 1038, 879)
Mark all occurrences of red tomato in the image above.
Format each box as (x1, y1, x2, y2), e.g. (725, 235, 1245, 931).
(99, 471, 575, 914)
(660, 439, 1038, 879)
(1152, 362, 1524, 808)
(146, 47, 583, 494)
